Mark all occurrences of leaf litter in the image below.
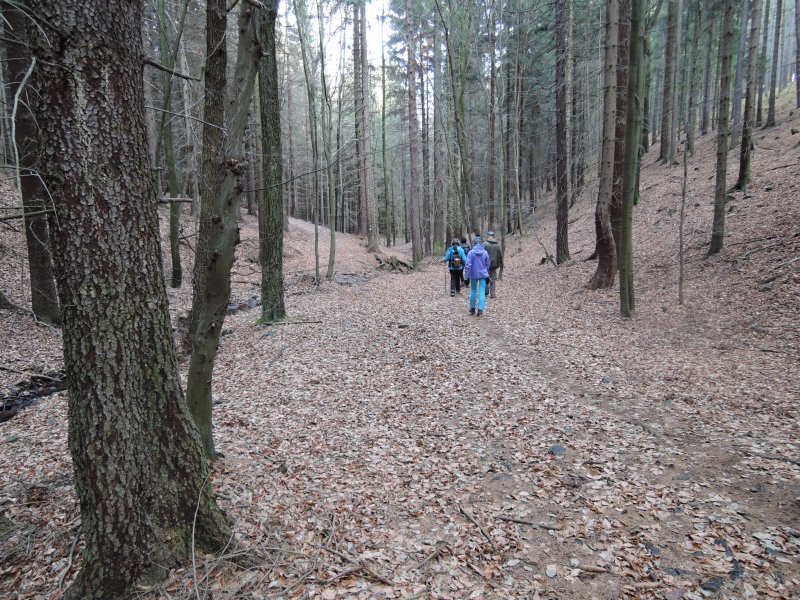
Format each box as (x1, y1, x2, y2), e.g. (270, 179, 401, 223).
(1, 102, 799, 599)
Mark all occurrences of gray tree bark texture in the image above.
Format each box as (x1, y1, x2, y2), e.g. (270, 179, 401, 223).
(731, 0, 751, 142)
(258, 0, 286, 322)
(25, 2, 230, 597)
(4, 6, 61, 325)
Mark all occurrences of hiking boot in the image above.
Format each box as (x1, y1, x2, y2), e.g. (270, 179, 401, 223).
(477, 309, 483, 317)
(450, 291, 455, 297)
(469, 308, 475, 315)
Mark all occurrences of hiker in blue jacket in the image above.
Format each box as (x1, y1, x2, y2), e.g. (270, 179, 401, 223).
(443, 239, 468, 296)
(465, 235, 490, 316)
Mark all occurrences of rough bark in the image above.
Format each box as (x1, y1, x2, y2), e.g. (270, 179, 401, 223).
(258, 0, 285, 322)
(709, 0, 736, 255)
(432, 25, 444, 248)
(735, 0, 763, 190)
(765, 0, 783, 127)
(555, 0, 571, 263)
(587, 0, 619, 290)
(4, 6, 61, 325)
(26, 2, 229, 597)
(187, 2, 263, 458)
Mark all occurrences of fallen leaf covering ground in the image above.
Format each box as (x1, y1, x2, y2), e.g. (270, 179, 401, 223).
(1, 98, 798, 600)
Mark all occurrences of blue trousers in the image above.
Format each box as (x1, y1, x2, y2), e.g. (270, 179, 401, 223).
(470, 277, 486, 311)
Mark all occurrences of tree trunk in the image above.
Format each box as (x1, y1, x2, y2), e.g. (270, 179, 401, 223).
(620, 0, 646, 316)
(757, 0, 772, 124)
(319, 0, 337, 280)
(702, 7, 716, 134)
(293, 0, 321, 282)
(735, 0, 763, 190)
(765, 0, 783, 126)
(420, 41, 432, 254)
(27, 1, 229, 596)
(187, 2, 263, 458)
(382, 14, 394, 247)
(157, 0, 184, 289)
(258, 1, 285, 322)
(795, 0, 800, 107)
(709, 0, 736, 255)
(555, 0, 571, 263)
(488, 10, 497, 231)
(687, 0, 702, 155)
(4, 6, 61, 325)
(407, 0, 423, 263)
(731, 0, 751, 142)
(668, 0, 683, 165)
(587, 0, 619, 290)
(612, 0, 631, 258)
(433, 25, 445, 248)
(660, 0, 677, 161)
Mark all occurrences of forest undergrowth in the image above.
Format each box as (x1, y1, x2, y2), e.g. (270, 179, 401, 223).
(0, 102, 798, 599)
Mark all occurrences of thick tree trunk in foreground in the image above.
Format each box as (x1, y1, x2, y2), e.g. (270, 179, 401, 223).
(709, 0, 736, 255)
(5, 6, 61, 325)
(258, 0, 285, 322)
(587, 0, 619, 290)
(27, 2, 229, 597)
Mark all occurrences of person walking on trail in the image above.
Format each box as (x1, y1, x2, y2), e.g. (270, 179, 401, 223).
(443, 239, 468, 296)
(460, 237, 471, 285)
(483, 230, 504, 299)
(465, 235, 490, 316)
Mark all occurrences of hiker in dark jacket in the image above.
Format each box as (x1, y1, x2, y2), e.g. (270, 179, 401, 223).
(443, 239, 468, 296)
(465, 236, 490, 316)
(460, 237, 471, 285)
(483, 230, 504, 299)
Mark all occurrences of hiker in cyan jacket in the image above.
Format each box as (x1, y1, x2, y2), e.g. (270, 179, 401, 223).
(465, 235, 490, 316)
(443, 239, 468, 296)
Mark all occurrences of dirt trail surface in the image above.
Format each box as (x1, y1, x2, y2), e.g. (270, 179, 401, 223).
(1, 107, 799, 598)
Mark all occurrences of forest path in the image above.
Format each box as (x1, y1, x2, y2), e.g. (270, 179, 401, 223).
(206, 231, 799, 599)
